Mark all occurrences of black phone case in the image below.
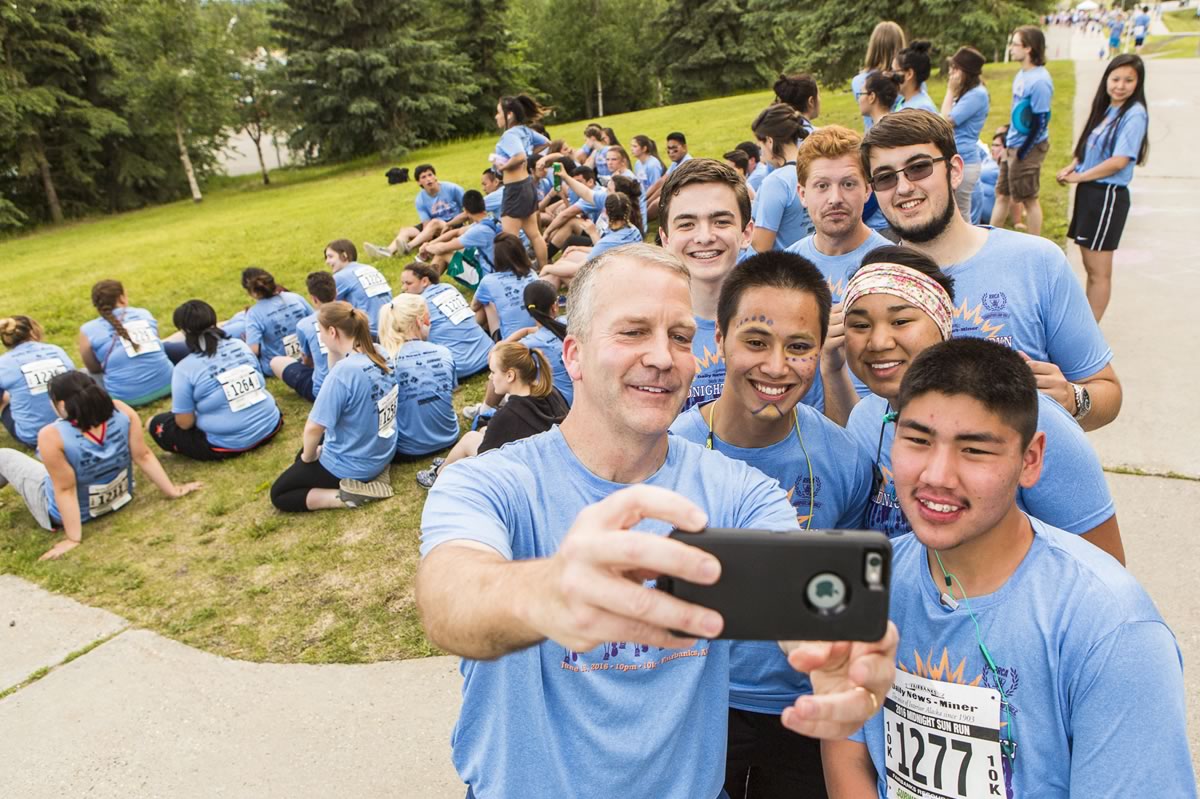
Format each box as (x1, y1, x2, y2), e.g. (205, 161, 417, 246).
(656, 528, 891, 641)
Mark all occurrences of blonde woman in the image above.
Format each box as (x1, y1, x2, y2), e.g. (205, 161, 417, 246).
(416, 342, 566, 488)
(852, 21, 906, 130)
(378, 294, 459, 461)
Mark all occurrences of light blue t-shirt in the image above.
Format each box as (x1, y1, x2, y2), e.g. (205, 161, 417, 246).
(0, 341, 76, 446)
(1006, 66, 1053, 148)
(746, 161, 769, 193)
(949, 85, 990, 165)
(221, 310, 248, 341)
(245, 292, 315, 373)
(523, 324, 572, 405)
(309, 351, 397, 481)
(495, 126, 549, 165)
(484, 186, 503, 221)
(587, 224, 643, 259)
(390, 339, 458, 457)
(419, 428, 800, 798)
(852, 520, 1193, 799)
(474, 270, 537, 339)
(945, 228, 1112, 380)
(847, 391, 1116, 540)
(670, 405, 873, 714)
(686, 316, 725, 412)
(421, 283, 492, 379)
(593, 144, 612, 179)
(535, 176, 554, 201)
(753, 164, 813, 250)
(1133, 12, 1151, 37)
(81, 307, 173, 403)
(1077, 102, 1147, 187)
(666, 152, 693, 174)
(458, 217, 503, 274)
(415, 182, 465, 224)
(295, 312, 329, 397)
(635, 157, 664, 194)
(334, 262, 393, 337)
(894, 89, 939, 114)
(786, 230, 893, 404)
(1108, 18, 1126, 40)
(170, 337, 281, 451)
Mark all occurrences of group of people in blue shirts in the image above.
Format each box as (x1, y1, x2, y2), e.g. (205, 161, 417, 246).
(0, 29, 1182, 796)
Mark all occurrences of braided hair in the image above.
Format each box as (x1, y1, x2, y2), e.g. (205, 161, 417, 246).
(91, 279, 137, 352)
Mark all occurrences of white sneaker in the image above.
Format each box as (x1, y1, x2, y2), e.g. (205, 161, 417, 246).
(363, 242, 393, 259)
(462, 402, 493, 421)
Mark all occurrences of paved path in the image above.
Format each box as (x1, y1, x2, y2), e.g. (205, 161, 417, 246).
(3, 45, 1200, 798)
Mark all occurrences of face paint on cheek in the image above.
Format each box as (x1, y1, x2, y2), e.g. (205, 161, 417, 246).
(750, 403, 787, 417)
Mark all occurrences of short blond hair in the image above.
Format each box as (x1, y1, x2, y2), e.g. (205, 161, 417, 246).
(566, 244, 689, 341)
(797, 125, 867, 185)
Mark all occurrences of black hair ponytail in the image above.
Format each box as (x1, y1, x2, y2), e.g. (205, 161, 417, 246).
(523, 280, 567, 341)
(48, 372, 114, 430)
(173, 299, 228, 357)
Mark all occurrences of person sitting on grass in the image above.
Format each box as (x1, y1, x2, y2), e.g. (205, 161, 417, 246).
(78, 279, 173, 407)
(514, 280, 572, 406)
(270, 302, 397, 513)
(416, 341, 567, 489)
(472, 233, 538, 340)
(0, 315, 77, 448)
(400, 262, 493, 380)
(539, 194, 643, 292)
(270, 271, 338, 403)
(149, 300, 283, 461)
(632, 135, 665, 195)
(364, 163, 469, 259)
(419, 190, 501, 274)
(378, 294, 460, 463)
(324, 239, 393, 339)
(1, 372, 201, 561)
(242, 267, 314, 374)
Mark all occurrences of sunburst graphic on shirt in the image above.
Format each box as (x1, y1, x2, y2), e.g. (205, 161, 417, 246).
(900, 646, 982, 687)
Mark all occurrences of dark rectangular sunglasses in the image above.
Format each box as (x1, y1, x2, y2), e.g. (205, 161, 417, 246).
(868, 156, 949, 191)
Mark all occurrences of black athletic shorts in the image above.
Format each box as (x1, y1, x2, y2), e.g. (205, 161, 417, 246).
(149, 412, 283, 461)
(1068, 181, 1131, 252)
(724, 707, 828, 799)
(501, 176, 538, 219)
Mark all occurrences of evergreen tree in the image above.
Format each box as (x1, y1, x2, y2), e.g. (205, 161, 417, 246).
(270, 0, 476, 160)
(655, 0, 769, 103)
(0, 0, 127, 227)
(109, 0, 238, 203)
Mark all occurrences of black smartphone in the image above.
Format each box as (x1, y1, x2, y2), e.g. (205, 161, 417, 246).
(656, 528, 891, 641)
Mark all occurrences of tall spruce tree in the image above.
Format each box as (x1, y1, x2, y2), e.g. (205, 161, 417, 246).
(271, 0, 476, 160)
(655, 0, 769, 103)
(0, 0, 127, 227)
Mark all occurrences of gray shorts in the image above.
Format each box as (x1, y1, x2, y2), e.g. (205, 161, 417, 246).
(0, 448, 54, 530)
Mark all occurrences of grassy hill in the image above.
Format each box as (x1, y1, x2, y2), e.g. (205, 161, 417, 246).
(0, 61, 1074, 664)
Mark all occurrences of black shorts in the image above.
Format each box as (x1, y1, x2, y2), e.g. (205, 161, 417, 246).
(501, 176, 538, 219)
(1068, 181, 1131, 252)
(281, 361, 316, 402)
(724, 707, 827, 799)
(149, 412, 283, 461)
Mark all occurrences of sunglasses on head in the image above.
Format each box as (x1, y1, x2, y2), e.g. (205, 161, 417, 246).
(868, 156, 949, 191)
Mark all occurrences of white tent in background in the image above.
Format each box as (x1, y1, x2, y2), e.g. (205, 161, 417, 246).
(1076, 0, 1100, 9)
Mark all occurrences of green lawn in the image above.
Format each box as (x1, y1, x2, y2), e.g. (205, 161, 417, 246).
(1143, 33, 1200, 59)
(1163, 8, 1200, 33)
(0, 61, 1073, 664)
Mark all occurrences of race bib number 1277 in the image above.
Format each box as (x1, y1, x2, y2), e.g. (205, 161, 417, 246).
(885, 671, 1004, 799)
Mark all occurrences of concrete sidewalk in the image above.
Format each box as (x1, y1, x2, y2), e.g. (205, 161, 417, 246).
(3, 46, 1200, 799)
(0, 579, 465, 798)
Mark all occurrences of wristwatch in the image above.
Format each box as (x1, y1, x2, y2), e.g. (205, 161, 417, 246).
(1071, 383, 1092, 422)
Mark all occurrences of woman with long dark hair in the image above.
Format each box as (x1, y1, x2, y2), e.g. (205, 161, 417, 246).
(1057, 54, 1149, 321)
(0, 372, 200, 560)
(631, 135, 665, 196)
(78, 280, 174, 406)
(518, 280, 572, 405)
(471, 233, 538, 340)
(774, 73, 820, 134)
(492, 94, 552, 268)
(892, 41, 937, 113)
(149, 300, 283, 460)
(750, 104, 813, 252)
(241, 267, 314, 373)
(940, 47, 991, 220)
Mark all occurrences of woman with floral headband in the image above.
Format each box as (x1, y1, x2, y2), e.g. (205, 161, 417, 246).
(841, 245, 1124, 563)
